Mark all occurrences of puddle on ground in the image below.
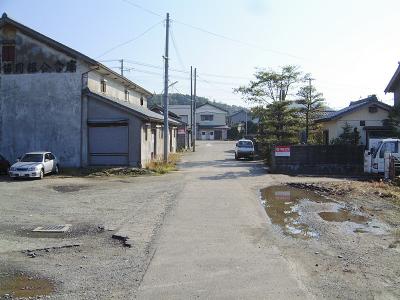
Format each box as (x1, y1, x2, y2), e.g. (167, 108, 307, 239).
(260, 185, 372, 239)
(319, 209, 368, 224)
(52, 185, 89, 193)
(0, 273, 55, 298)
(260, 185, 331, 239)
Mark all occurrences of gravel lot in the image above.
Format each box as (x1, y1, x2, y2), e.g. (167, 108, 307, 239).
(0, 173, 184, 299)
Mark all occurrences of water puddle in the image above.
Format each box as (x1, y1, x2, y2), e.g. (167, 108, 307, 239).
(319, 209, 368, 224)
(260, 185, 373, 239)
(260, 185, 331, 239)
(0, 273, 55, 298)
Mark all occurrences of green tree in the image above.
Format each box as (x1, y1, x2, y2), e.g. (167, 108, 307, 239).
(331, 122, 360, 145)
(235, 65, 304, 148)
(296, 84, 326, 143)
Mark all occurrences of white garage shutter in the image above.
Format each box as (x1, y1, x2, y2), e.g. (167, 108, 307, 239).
(88, 124, 129, 166)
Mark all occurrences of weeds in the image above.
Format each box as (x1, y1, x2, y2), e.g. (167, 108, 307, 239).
(145, 153, 181, 174)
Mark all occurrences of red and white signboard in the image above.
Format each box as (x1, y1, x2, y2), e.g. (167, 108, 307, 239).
(178, 129, 186, 135)
(275, 146, 290, 157)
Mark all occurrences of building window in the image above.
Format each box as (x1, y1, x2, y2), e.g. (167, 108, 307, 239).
(201, 115, 213, 121)
(360, 120, 365, 126)
(101, 79, 107, 93)
(202, 131, 206, 135)
(368, 106, 378, 113)
(140, 97, 144, 106)
(2, 45, 15, 62)
(125, 89, 129, 101)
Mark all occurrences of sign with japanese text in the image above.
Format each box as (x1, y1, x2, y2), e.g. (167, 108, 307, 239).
(275, 146, 290, 157)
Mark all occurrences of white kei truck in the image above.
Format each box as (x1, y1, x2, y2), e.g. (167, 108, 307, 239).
(364, 138, 400, 176)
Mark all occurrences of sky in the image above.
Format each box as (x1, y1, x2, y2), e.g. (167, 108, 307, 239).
(1, 0, 400, 109)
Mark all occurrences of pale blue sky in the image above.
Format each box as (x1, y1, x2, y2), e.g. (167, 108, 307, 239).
(2, 0, 399, 109)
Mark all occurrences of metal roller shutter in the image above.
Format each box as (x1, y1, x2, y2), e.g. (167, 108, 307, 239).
(88, 123, 129, 166)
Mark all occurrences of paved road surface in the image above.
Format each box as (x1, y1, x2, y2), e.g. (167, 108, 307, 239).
(137, 141, 312, 299)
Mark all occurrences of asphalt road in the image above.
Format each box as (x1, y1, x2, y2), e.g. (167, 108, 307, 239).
(137, 141, 312, 299)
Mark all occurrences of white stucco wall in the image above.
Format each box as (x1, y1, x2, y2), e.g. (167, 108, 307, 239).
(87, 71, 147, 107)
(320, 105, 390, 145)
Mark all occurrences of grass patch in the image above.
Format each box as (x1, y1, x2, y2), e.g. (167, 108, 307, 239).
(145, 153, 181, 174)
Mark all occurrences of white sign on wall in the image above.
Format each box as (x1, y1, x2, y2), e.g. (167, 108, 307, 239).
(275, 146, 290, 157)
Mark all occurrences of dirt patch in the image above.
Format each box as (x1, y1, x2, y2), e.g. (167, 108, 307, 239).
(0, 273, 55, 298)
(265, 180, 400, 299)
(52, 185, 90, 193)
(59, 167, 153, 178)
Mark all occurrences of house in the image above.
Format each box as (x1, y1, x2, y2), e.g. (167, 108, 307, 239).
(0, 13, 178, 167)
(196, 102, 229, 140)
(150, 104, 190, 150)
(315, 95, 392, 148)
(385, 62, 400, 106)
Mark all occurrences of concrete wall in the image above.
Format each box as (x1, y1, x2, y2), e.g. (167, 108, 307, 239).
(0, 71, 84, 166)
(87, 71, 147, 107)
(87, 97, 143, 167)
(320, 105, 389, 146)
(271, 145, 364, 175)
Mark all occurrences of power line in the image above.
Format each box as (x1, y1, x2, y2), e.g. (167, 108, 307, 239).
(96, 20, 163, 58)
(118, 0, 305, 60)
(170, 25, 186, 70)
(120, 0, 163, 17)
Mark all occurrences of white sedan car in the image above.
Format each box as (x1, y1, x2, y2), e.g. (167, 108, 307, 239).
(9, 152, 59, 179)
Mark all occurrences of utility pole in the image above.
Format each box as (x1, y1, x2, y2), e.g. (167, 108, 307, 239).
(120, 59, 124, 76)
(193, 68, 197, 152)
(190, 66, 193, 149)
(305, 77, 314, 144)
(163, 13, 170, 161)
(245, 110, 248, 137)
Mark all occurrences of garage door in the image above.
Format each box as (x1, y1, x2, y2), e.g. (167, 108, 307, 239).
(88, 123, 129, 166)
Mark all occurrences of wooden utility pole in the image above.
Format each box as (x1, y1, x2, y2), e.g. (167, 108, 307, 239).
(163, 13, 170, 161)
(190, 66, 193, 149)
(193, 68, 197, 152)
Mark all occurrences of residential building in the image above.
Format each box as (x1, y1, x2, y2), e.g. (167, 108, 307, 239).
(315, 95, 392, 147)
(0, 13, 178, 167)
(150, 104, 190, 150)
(196, 103, 229, 140)
(385, 62, 400, 106)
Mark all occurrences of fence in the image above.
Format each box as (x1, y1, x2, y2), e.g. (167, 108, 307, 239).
(270, 145, 364, 175)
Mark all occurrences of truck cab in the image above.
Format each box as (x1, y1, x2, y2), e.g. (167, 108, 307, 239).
(365, 138, 400, 174)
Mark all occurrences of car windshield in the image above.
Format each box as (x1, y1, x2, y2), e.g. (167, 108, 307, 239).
(238, 141, 253, 148)
(21, 154, 43, 162)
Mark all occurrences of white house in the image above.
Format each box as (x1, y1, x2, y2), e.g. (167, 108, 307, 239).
(196, 103, 229, 140)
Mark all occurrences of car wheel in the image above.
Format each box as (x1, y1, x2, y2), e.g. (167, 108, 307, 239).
(39, 169, 44, 180)
(55, 165, 59, 175)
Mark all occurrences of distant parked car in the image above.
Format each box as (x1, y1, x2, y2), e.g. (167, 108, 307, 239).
(235, 139, 255, 160)
(9, 152, 59, 179)
(0, 154, 11, 175)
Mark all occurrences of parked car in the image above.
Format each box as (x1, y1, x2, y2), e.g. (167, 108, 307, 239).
(0, 154, 11, 175)
(235, 139, 255, 160)
(9, 152, 59, 179)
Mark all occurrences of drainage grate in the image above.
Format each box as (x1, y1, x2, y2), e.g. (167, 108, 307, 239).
(32, 224, 72, 233)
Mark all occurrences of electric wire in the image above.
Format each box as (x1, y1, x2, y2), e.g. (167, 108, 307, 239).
(96, 20, 163, 58)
